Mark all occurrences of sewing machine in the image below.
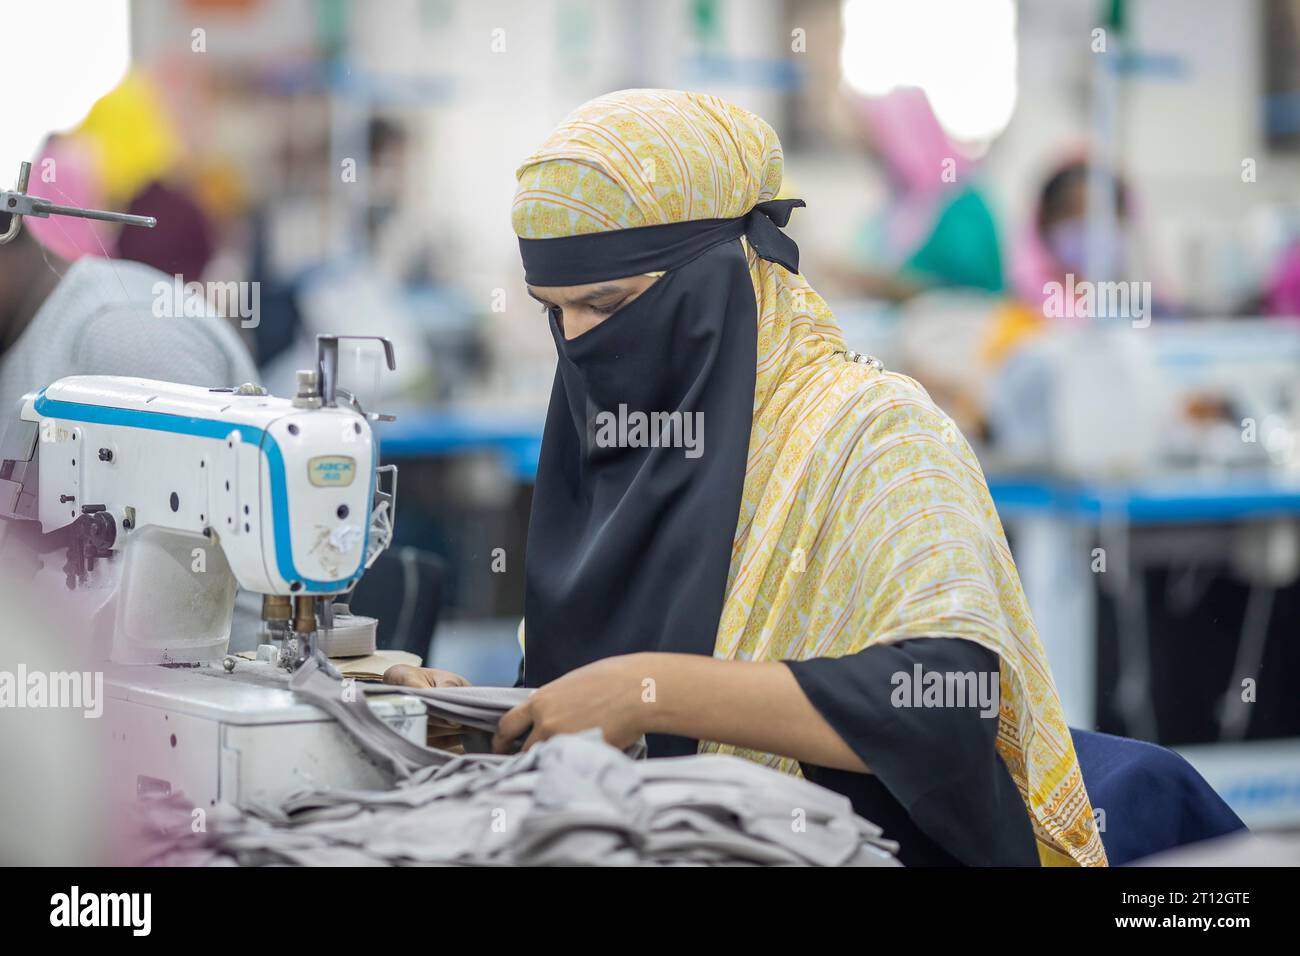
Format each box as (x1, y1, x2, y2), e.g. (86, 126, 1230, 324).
(0, 336, 427, 807)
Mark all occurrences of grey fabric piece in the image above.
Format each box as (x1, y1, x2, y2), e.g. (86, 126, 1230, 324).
(367, 684, 535, 734)
(131, 661, 902, 866)
(368, 684, 531, 754)
(289, 655, 456, 779)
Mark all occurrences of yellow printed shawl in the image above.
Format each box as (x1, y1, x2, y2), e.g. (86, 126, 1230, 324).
(512, 89, 1107, 867)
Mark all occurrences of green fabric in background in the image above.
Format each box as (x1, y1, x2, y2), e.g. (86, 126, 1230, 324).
(902, 186, 1004, 294)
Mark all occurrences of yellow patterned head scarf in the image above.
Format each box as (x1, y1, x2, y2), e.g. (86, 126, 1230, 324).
(513, 89, 1106, 867)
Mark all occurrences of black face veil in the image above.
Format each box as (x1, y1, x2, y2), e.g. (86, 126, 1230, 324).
(519, 200, 804, 758)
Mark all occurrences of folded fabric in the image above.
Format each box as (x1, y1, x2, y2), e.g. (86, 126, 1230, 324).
(291, 655, 455, 778)
(126, 659, 901, 867)
(129, 731, 899, 867)
(367, 684, 533, 733)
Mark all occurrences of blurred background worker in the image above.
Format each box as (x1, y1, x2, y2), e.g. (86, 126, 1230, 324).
(1012, 158, 1132, 309)
(0, 204, 254, 429)
(830, 86, 1005, 302)
(0, 63, 254, 424)
(3, 0, 1300, 851)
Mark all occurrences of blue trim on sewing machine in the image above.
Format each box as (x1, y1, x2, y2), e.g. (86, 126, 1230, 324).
(31, 391, 367, 593)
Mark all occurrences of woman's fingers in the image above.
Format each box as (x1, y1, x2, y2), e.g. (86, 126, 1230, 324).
(382, 664, 432, 687)
(493, 700, 533, 754)
(427, 730, 464, 751)
(436, 670, 471, 688)
(382, 665, 472, 689)
(519, 723, 547, 753)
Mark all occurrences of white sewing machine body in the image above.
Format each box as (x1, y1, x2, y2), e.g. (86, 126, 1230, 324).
(102, 659, 425, 807)
(0, 337, 424, 807)
(19, 375, 377, 663)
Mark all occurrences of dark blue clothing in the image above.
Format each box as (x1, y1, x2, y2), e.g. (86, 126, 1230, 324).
(1070, 728, 1247, 865)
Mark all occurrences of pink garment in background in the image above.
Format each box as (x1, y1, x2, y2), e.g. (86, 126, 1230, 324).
(1010, 149, 1166, 322)
(1010, 218, 1063, 311)
(859, 87, 973, 257)
(1010, 148, 1088, 320)
(24, 136, 115, 261)
(1266, 243, 1300, 319)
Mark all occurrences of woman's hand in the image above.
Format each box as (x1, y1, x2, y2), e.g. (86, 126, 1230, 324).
(382, 665, 470, 689)
(493, 654, 651, 754)
(383, 665, 472, 752)
(489, 652, 868, 772)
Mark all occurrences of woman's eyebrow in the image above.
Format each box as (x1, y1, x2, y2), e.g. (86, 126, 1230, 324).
(527, 284, 630, 308)
(571, 284, 630, 305)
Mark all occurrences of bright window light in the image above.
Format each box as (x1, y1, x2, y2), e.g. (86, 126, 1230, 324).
(840, 0, 1018, 143)
(0, 0, 131, 176)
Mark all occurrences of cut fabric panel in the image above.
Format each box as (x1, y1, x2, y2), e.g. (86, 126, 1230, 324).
(512, 89, 1105, 866)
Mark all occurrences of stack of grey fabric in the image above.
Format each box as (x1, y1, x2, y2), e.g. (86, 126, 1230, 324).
(128, 657, 900, 866)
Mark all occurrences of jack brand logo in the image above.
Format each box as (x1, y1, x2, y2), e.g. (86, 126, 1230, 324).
(589, 404, 705, 459)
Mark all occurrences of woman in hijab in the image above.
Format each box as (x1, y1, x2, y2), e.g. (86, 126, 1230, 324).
(386, 90, 1106, 867)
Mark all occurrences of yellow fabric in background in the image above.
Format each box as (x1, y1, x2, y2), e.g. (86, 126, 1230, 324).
(512, 89, 1106, 866)
(982, 300, 1048, 368)
(75, 72, 180, 204)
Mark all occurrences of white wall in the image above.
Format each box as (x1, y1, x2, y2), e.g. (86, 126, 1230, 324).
(348, 0, 788, 396)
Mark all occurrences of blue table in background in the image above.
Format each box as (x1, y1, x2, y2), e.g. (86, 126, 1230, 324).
(987, 474, 1300, 524)
(376, 407, 544, 480)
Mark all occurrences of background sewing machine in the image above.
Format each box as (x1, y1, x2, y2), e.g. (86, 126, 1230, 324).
(0, 335, 427, 807)
(982, 319, 1300, 828)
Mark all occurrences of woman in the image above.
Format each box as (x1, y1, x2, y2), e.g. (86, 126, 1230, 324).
(838, 86, 1004, 302)
(387, 90, 1106, 867)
